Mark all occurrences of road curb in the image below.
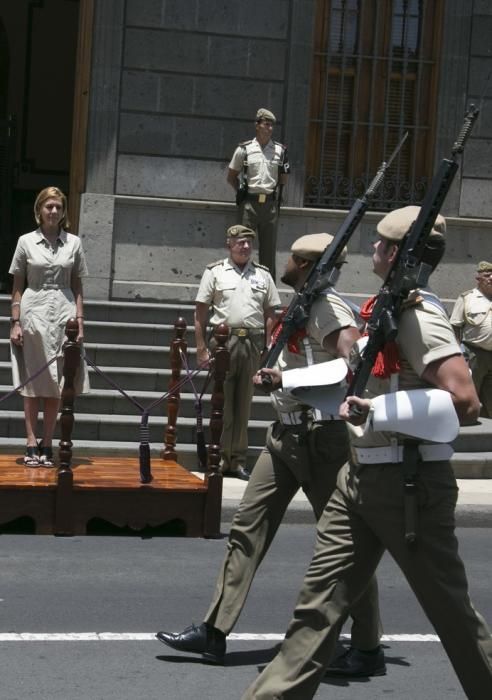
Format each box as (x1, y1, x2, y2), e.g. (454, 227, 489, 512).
(220, 501, 492, 528)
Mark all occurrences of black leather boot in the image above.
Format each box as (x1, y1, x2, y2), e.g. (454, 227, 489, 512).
(325, 646, 386, 677)
(156, 622, 226, 664)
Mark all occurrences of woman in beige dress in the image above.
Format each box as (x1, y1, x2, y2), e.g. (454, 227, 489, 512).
(9, 186, 90, 466)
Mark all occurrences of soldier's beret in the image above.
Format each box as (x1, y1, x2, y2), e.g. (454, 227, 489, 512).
(291, 233, 347, 263)
(226, 224, 256, 239)
(256, 108, 276, 123)
(377, 205, 446, 242)
(477, 260, 492, 272)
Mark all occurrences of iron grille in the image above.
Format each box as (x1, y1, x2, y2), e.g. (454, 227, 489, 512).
(305, 0, 442, 211)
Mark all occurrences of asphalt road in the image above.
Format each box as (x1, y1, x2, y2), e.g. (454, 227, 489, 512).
(0, 524, 491, 700)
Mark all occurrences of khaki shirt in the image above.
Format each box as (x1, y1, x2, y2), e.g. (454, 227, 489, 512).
(229, 138, 286, 194)
(450, 287, 492, 351)
(196, 257, 280, 328)
(272, 291, 357, 414)
(350, 291, 461, 449)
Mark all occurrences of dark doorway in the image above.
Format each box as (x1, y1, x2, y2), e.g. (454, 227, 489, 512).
(0, 1, 80, 292)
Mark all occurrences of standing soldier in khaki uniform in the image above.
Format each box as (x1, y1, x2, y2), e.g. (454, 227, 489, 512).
(241, 207, 492, 700)
(450, 260, 492, 417)
(227, 108, 289, 281)
(194, 225, 280, 480)
(157, 233, 383, 675)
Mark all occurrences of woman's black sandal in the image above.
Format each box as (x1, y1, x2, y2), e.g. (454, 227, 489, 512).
(24, 445, 40, 467)
(39, 443, 55, 467)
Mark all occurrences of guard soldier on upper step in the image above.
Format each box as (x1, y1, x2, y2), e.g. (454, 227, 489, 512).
(227, 108, 289, 282)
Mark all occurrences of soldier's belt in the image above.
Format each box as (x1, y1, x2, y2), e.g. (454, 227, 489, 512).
(278, 410, 341, 426)
(353, 444, 453, 464)
(245, 192, 275, 203)
(229, 327, 265, 337)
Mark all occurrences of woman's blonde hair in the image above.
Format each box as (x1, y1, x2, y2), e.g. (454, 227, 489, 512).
(34, 186, 71, 230)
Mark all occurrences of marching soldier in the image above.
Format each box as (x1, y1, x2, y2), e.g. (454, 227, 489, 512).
(157, 233, 383, 675)
(227, 108, 289, 281)
(241, 207, 492, 699)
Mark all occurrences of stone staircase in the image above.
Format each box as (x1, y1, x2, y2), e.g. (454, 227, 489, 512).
(0, 294, 490, 476)
(0, 294, 275, 469)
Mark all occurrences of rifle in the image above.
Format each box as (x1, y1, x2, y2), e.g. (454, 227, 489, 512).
(261, 133, 408, 373)
(347, 104, 480, 405)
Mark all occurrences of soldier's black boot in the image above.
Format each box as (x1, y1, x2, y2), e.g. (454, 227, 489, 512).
(325, 646, 386, 677)
(156, 622, 226, 664)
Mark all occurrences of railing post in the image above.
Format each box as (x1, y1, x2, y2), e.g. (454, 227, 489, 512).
(203, 322, 229, 537)
(162, 317, 187, 462)
(56, 318, 79, 535)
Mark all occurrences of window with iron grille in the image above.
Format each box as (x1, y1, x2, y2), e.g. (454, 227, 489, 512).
(305, 0, 444, 211)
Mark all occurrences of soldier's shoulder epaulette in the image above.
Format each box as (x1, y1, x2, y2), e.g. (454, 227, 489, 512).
(238, 139, 253, 147)
(206, 259, 224, 270)
(460, 289, 475, 298)
(401, 289, 425, 310)
(273, 140, 287, 149)
(252, 261, 271, 272)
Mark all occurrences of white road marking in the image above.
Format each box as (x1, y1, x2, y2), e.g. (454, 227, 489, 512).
(0, 632, 440, 642)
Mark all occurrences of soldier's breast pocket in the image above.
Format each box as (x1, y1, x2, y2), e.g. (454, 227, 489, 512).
(249, 277, 268, 300)
(466, 310, 488, 326)
(215, 281, 238, 306)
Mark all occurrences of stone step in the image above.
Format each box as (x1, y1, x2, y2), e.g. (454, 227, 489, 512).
(0, 362, 205, 393)
(0, 410, 271, 446)
(451, 453, 492, 479)
(0, 385, 277, 422)
(0, 339, 196, 368)
(451, 419, 492, 453)
(0, 437, 263, 471)
(0, 294, 195, 326)
(0, 317, 195, 348)
(0, 438, 490, 477)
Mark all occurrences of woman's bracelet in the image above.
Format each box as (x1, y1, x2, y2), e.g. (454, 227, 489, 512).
(11, 301, 20, 307)
(10, 318, 20, 324)
(76, 315, 84, 320)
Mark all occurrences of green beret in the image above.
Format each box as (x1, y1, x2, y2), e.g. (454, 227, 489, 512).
(477, 260, 492, 273)
(377, 205, 446, 242)
(291, 233, 347, 263)
(256, 108, 276, 123)
(227, 224, 256, 239)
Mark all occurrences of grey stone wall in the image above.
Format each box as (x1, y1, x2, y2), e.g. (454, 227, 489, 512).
(116, 0, 315, 206)
(80, 1, 491, 303)
(80, 193, 491, 305)
(436, 0, 492, 219)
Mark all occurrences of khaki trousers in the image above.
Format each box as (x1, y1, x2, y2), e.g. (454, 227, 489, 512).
(238, 199, 278, 280)
(469, 345, 492, 418)
(205, 421, 382, 650)
(219, 335, 261, 473)
(242, 460, 492, 700)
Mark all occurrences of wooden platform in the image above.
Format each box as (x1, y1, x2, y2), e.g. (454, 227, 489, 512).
(0, 455, 222, 537)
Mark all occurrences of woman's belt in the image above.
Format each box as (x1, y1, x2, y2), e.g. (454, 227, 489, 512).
(28, 283, 62, 290)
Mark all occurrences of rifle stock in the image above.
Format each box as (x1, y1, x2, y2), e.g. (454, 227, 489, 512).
(347, 104, 479, 402)
(261, 134, 408, 372)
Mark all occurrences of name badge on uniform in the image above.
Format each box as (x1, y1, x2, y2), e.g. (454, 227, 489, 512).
(258, 194, 266, 203)
(250, 276, 266, 291)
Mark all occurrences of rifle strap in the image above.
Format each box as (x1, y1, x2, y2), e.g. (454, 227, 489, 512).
(402, 439, 420, 548)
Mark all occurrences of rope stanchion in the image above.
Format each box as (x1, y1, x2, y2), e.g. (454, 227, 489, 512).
(82, 349, 211, 483)
(0, 327, 213, 484)
(179, 348, 212, 472)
